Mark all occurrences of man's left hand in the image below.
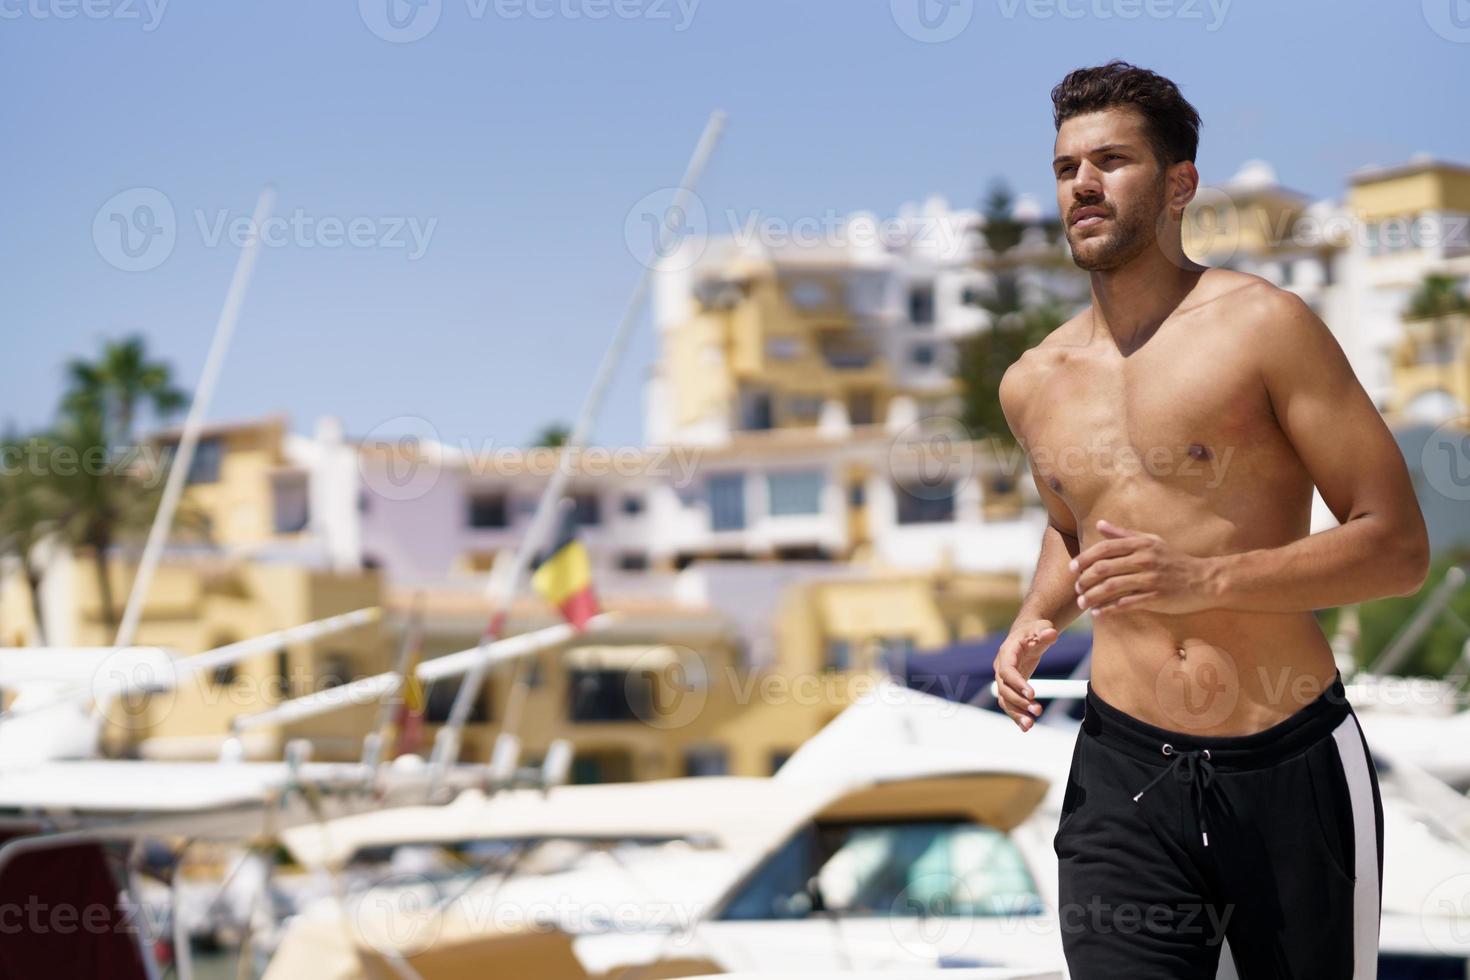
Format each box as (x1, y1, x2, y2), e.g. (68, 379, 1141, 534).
(1069, 519, 1221, 617)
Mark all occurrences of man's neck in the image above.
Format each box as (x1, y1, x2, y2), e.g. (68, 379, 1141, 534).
(1088, 246, 1206, 355)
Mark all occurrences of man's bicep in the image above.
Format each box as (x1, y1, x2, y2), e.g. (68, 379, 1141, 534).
(1261, 295, 1414, 525)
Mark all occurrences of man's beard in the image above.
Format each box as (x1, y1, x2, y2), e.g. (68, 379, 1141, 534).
(1068, 203, 1156, 271)
(1067, 188, 1165, 272)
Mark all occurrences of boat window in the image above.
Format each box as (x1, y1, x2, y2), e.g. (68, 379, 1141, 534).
(719, 820, 1042, 920)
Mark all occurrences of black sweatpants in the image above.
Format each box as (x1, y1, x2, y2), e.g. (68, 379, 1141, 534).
(1054, 670, 1384, 979)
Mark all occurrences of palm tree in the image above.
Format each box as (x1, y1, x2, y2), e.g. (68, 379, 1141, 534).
(47, 337, 194, 632)
(63, 334, 187, 448)
(0, 433, 57, 644)
(1405, 273, 1470, 321)
(533, 423, 571, 448)
(1404, 274, 1470, 404)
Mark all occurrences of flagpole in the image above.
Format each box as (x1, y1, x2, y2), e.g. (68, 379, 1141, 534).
(114, 187, 276, 649)
(429, 111, 728, 783)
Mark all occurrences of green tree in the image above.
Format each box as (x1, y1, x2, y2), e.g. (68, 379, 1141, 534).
(47, 337, 194, 632)
(62, 334, 187, 448)
(1405, 273, 1470, 321)
(956, 181, 1068, 445)
(0, 433, 58, 644)
(534, 423, 571, 448)
(1318, 551, 1470, 679)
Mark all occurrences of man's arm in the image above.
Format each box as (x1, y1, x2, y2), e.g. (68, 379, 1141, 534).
(1203, 289, 1430, 609)
(993, 360, 1083, 730)
(999, 359, 1087, 628)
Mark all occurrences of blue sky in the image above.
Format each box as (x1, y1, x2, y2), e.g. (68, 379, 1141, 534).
(3, 0, 1467, 449)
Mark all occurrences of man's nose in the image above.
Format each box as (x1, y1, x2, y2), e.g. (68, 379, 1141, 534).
(1071, 159, 1106, 196)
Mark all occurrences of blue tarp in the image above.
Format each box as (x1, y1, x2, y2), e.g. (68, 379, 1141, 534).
(903, 631, 1092, 707)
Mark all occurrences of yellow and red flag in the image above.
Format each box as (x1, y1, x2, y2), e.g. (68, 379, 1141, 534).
(530, 500, 600, 631)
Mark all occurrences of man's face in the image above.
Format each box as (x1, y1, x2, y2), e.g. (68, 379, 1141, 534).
(1053, 108, 1169, 271)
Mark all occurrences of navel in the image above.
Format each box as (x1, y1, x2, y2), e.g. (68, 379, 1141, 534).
(1047, 476, 1064, 494)
(1186, 443, 1214, 462)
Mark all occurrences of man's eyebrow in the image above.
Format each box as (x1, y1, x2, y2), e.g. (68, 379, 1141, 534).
(1052, 143, 1135, 165)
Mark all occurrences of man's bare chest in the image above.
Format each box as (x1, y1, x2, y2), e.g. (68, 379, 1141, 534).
(1020, 340, 1288, 504)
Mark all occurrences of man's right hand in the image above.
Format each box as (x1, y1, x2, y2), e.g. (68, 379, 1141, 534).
(993, 620, 1058, 732)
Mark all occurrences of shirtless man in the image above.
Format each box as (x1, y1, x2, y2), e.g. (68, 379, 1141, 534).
(993, 62, 1430, 979)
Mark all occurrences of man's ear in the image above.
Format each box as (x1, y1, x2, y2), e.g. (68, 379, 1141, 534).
(1169, 161, 1200, 217)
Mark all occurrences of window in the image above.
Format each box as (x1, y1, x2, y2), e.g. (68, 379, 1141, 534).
(783, 395, 824, 424)
(847, 392, 875, 426)
(767, 471, 824, 516)
(572, 493, 601, 527)
(621, 495, 644, 516)
(684, 746, 729, 777)
(875, 636, 915, 676)
(910, 344, 936, 367)
(272, 476, 310, 534)
(848, 482, 866, 508)
(425, 677, 491, 724)
(788, 279, 832, 310)
(740, 390, 774, 431)
(766, 337, 802, 360)
(908, 285, 935, 326)
(318, 652, 354, 690)
(467, 493, 509, 528)
(568, 669, 650, 723)
(719, 820, 1043, 920)
(708, 474, 746, 531)
(896, 481, 955, 524)
(818, 335, 874, 370)
(186, 437, 223, 484)
(617, 552, 649, 571)
(769, 749, 793, 775)
(824, 638, 852, 673)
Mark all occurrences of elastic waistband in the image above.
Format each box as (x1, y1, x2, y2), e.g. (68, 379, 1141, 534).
(1081, 669, 1352, 771)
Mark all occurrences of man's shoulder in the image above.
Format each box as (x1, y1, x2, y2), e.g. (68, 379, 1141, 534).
(1188, 268, 1316, 325)
(1000, 311, 1087, 397)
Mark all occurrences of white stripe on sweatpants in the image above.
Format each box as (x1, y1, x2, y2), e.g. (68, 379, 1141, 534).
(1330, 714, 1380, 980)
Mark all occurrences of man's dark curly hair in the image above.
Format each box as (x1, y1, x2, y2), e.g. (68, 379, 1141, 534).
(1051, 61, 1201, 168)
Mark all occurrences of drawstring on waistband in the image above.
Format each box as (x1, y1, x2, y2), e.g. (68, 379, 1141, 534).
(1131, 744, 1216, 847)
